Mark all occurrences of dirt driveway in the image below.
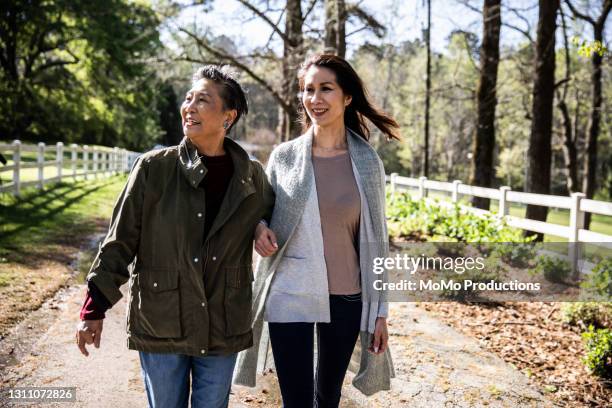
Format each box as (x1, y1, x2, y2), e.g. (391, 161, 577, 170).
(0, 282, 555, 407)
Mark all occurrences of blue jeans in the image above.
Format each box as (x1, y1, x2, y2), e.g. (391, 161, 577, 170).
(138, 351, 237, 408)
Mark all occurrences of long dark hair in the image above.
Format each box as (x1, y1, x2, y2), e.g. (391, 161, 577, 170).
(297, 54, 400, 142)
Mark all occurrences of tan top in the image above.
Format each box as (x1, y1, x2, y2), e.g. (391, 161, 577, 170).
(312, 152, 361, 295)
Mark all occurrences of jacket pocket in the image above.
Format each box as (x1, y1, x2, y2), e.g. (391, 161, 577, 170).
(131, 268, 183, 339)
(224, 266, 253, 336)
(271, 256, 317, 295)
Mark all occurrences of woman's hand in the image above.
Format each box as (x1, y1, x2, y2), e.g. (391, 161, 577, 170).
(76, 319, 103, 357)
(368, 317, 388, 355)
(254, 223, 278, 257)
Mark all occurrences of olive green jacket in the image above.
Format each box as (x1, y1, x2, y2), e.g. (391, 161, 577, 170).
(86, 137, 274, 356)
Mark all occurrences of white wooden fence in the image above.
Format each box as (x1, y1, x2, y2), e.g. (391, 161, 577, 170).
(387, 174, 612, 271)
(0, 140, 140, 196)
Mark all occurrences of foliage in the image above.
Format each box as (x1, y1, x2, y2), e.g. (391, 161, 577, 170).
(0, 0, 163, 150)
(532, 255, 572, 284)
(581, 326, 612, 379)
(562, 302, 612, 330)
(572, 37, 609, 58)
(386, 190, 531, 243)
(580, 258, 612, 300)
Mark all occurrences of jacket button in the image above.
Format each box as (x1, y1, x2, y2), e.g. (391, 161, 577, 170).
(200, 169, 204, 174)
(212, 256, 216, 261)
(194, 257, 199, 263)
(201, 302, 206, 307)
(200, 349, 206, 354)
(241, 179, 245, 184)
(153, 282, 158, 287)
(197, 212, 203, 218)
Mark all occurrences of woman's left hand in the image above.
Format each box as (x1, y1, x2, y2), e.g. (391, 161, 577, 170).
(368, 317, 388, 355)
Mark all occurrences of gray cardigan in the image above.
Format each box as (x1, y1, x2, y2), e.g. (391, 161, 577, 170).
(234, 128, 395, 395)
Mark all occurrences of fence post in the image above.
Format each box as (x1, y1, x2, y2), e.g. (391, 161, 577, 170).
(56, 142, 63, 181)
(12, 140, 21, 196)
(569, 192, 586, 278)
(83, 145, 89, 180)
(113, 147, 120, 175)
(418, 176, 427, 200)
(499, 186, 511, 217)
(390, 172, 398, 198)
(92, 147, 98, 178)
(451, 180, 461, 203)
(71, 144, 78, 179)
(37, 142, 45, 189)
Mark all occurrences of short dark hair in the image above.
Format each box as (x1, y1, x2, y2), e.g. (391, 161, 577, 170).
(298, 54, 400, 141)
(192, 65, 248, 134)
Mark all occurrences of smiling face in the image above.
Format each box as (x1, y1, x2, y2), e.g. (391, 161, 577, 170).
(301, 66, 351, 129)
(180, 78, 235, 144)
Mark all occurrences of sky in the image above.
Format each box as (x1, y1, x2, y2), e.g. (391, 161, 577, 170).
(165, 0, 608, 56)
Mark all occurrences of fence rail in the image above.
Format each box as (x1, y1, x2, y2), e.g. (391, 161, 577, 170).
(0, 140, 140, 196)
(387, 174, 612, 271)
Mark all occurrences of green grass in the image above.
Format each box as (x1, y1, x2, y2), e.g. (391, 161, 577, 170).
(0, 175, 126, 260)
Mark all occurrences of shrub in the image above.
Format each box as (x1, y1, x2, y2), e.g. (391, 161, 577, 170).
(562, 302, 612, 330)
(581, 258, 612, 300)
(582, 326, 612, 379)
(533, 255, 571, 284)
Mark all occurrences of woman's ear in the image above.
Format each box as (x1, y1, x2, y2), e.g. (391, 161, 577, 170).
(225, 110, 238, 126)
(345, 95, 352, 107)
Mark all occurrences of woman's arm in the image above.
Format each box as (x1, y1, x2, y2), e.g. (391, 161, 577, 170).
(86, 156, 148, 306)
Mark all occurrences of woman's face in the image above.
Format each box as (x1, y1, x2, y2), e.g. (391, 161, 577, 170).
(180, 78, 234, 142)
(301, 66, 351, 128)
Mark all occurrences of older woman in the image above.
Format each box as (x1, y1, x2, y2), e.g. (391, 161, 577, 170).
(236, 54, 398, 407)
(76, 65, 274, 408)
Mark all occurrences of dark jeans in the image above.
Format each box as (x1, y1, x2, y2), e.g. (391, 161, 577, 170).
(268, 294, 362, 408)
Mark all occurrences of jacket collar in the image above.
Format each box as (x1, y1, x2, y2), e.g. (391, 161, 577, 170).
(178, 136, 253, 189)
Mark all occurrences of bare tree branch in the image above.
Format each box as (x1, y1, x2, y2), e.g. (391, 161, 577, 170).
(564, 0, 596, 25)
(178, 27, 290, 112)
(236, 0, 292, 45)
(346, 4, 386, 37)
(303, 0, 319, 21)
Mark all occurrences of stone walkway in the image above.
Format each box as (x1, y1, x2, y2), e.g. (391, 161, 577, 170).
(0, 285, 556, 407)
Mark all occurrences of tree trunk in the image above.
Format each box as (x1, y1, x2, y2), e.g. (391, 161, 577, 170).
(557, 8, 579, 194)
(582, 19, 607, 227)
(470, 0, 501, 210)
(280, 0, 303, 141)
(423, 0, 431, 178)
(525, 0, 559, 240)
(559, 99, 579, 193)
(324, 0, 346, 58)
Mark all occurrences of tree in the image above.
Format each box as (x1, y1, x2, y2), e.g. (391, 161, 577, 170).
(0, 0, 162, 149)
(157, 82, 183, 146)
(525, 0, 560, 239)
(424, 0, 432, 177)
(324, 0, 347, 57)
(470, 0, 502, 210)
(565, 0, 611, 227)
(279, 0, 304, 141)
(556, 6, 579, 194)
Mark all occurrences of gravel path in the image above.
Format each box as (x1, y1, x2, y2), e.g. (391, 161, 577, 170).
(1, 285, 557, 407)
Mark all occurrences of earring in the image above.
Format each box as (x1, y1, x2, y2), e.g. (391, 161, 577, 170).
(223, 121, 229, 130)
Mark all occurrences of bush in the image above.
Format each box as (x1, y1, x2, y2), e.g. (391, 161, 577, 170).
(533, 255, 571, 284)
(581, 258, 612, 300)
(582, 326, 612, 379)
(386, 191, 531, 243)
(562, 302, 612, 330)
(491, 243, 536, 267)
